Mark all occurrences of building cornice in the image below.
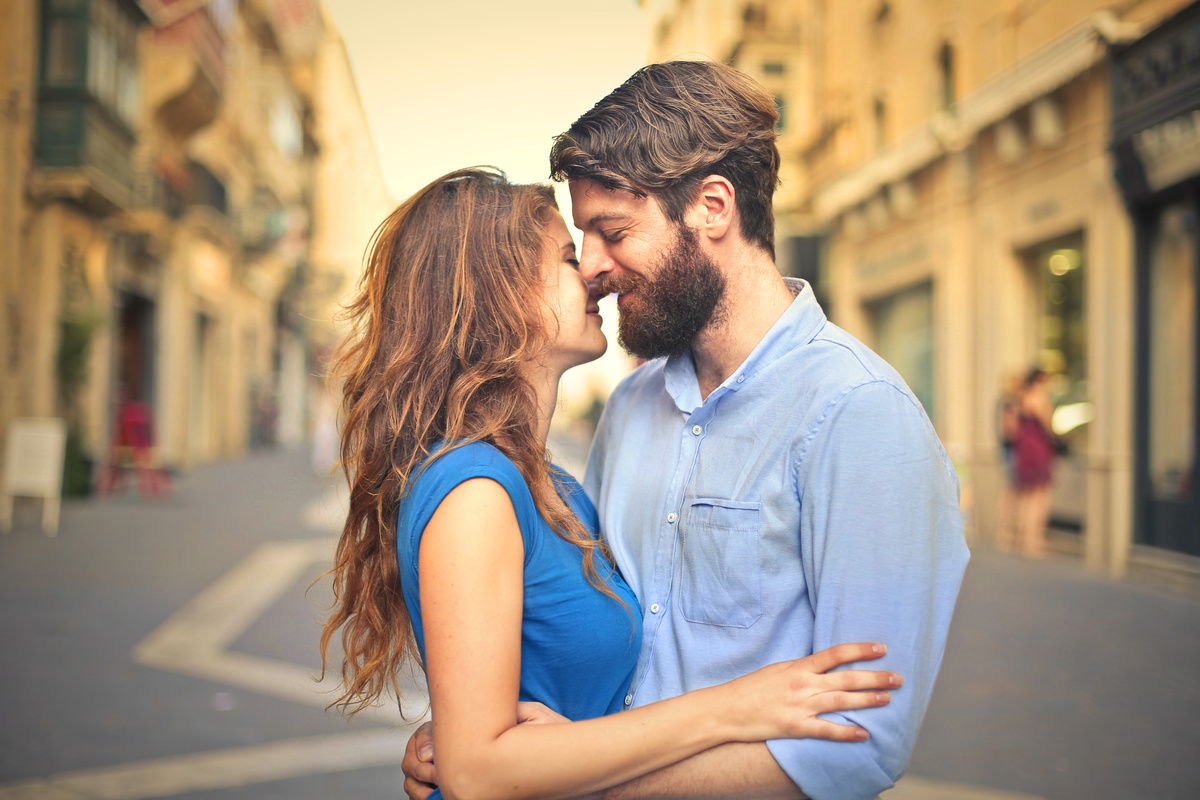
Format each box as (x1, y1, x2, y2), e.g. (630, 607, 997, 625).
(813, 11, 1141, 222)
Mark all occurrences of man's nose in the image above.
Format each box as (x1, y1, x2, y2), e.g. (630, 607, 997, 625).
(577, 239, 609, 283)
(586, 278, 604, 302)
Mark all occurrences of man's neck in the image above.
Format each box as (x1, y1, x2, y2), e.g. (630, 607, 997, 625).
(691, 258, 795, 399)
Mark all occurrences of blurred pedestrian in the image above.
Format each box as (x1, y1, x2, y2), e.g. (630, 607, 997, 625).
(1013, 368, 1059, 558)
(994, 372, 1023, 552)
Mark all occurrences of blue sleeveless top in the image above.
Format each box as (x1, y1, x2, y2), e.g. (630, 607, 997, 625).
(396, 441, 642, 724)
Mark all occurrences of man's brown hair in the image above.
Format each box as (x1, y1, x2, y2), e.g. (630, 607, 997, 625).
(549, 61, 781, 257)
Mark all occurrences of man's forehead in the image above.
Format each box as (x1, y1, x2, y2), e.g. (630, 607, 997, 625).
(568, 179, 645, 226)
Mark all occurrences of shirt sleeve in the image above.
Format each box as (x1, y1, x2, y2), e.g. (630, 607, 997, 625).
(767, 380, 970, 800)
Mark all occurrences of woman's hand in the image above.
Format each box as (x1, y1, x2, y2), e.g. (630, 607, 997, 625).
(718, 642, 901, 743)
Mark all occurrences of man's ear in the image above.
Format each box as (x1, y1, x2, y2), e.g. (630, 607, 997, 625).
(688, 175, 736, 241)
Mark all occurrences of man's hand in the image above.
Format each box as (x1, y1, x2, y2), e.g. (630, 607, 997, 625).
(402, 705, 565, 800)
(401, 721, 436, 800)
(516, 701, 569, 725)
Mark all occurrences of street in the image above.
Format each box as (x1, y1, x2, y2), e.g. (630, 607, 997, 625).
(1, 443, 1197, 800)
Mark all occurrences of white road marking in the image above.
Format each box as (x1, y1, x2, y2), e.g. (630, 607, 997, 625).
(0, 727, 418, 800)
(131, 538, 426, 722)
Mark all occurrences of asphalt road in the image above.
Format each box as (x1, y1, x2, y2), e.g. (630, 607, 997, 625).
(1, 443, 1197, 800)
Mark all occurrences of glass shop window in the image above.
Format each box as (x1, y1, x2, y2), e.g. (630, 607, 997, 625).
(869, 281, 935, 422)
(1148, 204, 1196, 502)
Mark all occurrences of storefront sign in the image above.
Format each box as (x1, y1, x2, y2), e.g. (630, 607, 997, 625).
(1110, 1, 1200, 203)
(1132, 109, 1200, 192)
(1027, 198, 1062, 224)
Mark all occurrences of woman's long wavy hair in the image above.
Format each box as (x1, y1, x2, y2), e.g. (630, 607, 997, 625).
(319, 167, 618, 717)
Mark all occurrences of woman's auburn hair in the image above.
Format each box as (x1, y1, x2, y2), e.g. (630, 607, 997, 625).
(320, 167, 618, 717)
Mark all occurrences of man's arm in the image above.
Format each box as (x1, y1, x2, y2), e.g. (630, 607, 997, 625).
(602, 742, 806, 800)
(766, 381, 969, 800)
(403, 708, 810, 800)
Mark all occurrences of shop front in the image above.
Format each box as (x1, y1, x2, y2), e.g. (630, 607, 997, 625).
(1111, 0, 1200, 555)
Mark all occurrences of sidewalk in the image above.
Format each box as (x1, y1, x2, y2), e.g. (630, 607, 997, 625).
(0, 445, 1196, 799)
(907, 545, 1200, 800)
(0, 446, 417, 799)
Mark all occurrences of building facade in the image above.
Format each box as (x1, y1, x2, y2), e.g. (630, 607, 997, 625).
(641, 0, 1197, 582)
(0, 0, 387, 489)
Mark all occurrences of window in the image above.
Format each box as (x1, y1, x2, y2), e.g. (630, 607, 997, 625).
(939, 42, 955, 112)
(874, 97, 887, 151)
(1148, 205, 1195, 502)
(774, 95, 787, 133)
(1037, 241, 1087, 401)
(870, 282, 935, 421)
(44, 18, 86, 86)
(269, 96, 303, 160)
(41, 0, 140, 129)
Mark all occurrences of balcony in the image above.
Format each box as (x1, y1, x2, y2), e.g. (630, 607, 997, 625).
(32, 0, 148, 213)
(141, 0, 226, 139)
(34, 100, 137, 212)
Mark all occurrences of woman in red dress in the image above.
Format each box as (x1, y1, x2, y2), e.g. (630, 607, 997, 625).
(1013, 369, 1059, 557)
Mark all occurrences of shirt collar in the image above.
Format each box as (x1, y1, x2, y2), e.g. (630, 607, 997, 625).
(662, 278, 827, 415)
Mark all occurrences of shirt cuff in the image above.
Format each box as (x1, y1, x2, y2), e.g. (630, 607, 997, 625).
(766, 735, 897, 800)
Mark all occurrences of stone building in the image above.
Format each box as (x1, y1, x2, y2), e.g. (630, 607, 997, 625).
(640, 0, 1198, 583)
(0, 0, 387, 488)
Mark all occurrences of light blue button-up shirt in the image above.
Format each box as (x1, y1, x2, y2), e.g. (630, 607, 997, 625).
(584, 279, 969, 800)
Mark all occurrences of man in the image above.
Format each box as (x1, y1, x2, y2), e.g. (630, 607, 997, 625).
(404, 61, 968, 800)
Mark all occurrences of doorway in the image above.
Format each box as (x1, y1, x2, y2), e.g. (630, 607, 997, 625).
(1137, 196, 1199, 554)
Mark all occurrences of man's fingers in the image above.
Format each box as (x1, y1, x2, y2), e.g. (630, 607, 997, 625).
(803, 642, 887, 673)
(401, 721, 437, 796)
(414, 720, 434, 761)
(406, 759, 438, 785)
(516, 700, 569, 725)
(403, 777, 437, 800)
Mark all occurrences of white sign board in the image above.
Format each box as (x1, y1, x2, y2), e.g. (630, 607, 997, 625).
(2, 417, 67, 536)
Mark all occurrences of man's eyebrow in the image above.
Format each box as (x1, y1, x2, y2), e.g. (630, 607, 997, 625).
(585, 213, 629, 229)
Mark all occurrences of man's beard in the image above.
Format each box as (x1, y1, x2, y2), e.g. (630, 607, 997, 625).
(598, 225, 726, 360)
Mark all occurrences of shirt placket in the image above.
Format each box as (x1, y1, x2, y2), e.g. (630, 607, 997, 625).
(623, 404, 713, 708)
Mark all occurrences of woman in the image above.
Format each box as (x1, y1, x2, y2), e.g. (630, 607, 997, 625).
(1013, 368, 1059, 558)
(320, 168, 898, 800)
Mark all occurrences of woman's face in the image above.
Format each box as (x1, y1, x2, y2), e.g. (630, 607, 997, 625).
(540, 211, 608, 370)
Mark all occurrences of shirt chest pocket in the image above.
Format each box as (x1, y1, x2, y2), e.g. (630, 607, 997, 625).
(679, 498, 762, 628)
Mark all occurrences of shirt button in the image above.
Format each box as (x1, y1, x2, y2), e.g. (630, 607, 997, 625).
(650, 603, 660, 613)
(624, 694, 633, 706)
(666, 512, 677, 523)
(692, 424, 703, 435)
(737, 375, 746, 383)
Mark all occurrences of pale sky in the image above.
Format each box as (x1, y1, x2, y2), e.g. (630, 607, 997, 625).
(323, 0, 652, 417)
(325, 0, 650, 205)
